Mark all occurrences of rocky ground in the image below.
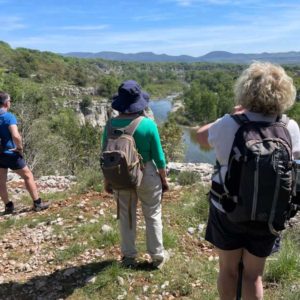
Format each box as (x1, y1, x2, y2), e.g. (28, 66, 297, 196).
(0, 166, 299, 300)
(0, 169, 215, 300)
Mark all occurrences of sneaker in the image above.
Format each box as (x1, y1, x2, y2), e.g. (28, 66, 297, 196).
(271, 237, 281, 255)
(4, 201, 14, 215)
(121, 256, 137, 268)
(152, 250, 170, 270)
(33, 199, 49, 212)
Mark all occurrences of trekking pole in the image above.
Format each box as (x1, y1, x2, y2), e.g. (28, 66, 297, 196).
(236, 259, 244, 300)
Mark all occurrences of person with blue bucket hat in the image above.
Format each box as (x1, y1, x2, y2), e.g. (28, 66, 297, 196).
(101, 80, 169, 269)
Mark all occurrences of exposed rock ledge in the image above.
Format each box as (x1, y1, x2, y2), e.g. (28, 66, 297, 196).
(167, 162, 214, 183)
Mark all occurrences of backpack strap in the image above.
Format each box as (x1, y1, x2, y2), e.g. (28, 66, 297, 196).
(105, 116, 144, 137)
(102, 120, 114, 151)
(124, 116, 144, 136)
(106, 119, 113, 136)
(230, 113, 250, 125)
(276, 114, 289, 126)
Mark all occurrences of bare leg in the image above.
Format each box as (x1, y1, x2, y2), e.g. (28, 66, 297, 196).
(242, 249, 266, 300)
(0, 168, 9, 204)
(217, 248, 243, 300)
(14, 166, 39, 201)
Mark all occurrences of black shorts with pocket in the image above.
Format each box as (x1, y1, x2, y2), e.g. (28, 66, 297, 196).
(205, 202, 277, 258)
(0, 153, 26, 170)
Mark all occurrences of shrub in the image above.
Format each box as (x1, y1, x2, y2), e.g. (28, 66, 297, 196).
(79, 95, 93, 111)
(177, 171, 201, 186)
(74, 168, 103, 193)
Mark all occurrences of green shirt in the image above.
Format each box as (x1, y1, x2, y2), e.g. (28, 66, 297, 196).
(102, 117, 166, 169)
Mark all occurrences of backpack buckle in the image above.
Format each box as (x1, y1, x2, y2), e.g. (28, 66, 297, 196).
(220, 193, 237, 213)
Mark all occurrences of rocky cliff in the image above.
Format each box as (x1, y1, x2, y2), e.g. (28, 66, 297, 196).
(53, 85, 114, 127)
(66, 99, 113, 127)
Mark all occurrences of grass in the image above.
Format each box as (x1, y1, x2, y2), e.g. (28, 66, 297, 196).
(55, 243, 87, 263)
(177, 171, 201, 186)
(1, 181, 300, 299)
(73, 168, 103, 194)
(265, 228, 300, 283)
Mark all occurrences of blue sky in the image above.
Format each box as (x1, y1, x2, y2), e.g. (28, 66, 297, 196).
(0, 0, 300, 56)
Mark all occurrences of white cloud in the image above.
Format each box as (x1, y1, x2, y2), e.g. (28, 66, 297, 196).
(164, 0, 261, 7)
(176, 0, 192, 6)
(7, 3, 300, 56)
(0, 16, 26, 31)
(59, 25, 109, 31)
(133, 13, 170, 21)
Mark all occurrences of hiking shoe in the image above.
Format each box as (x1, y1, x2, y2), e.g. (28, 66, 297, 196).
(121, 256, 137, 268)
(4, 201, 14, 215)
(271, 237, 281, 255)
(33, 199, 49, 212)
(152, 250, 170, 270)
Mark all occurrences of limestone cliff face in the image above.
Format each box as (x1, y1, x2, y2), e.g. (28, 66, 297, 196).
(54, 85, 115, 127)
(65, 99, 114, 127)
(53, 86, 98, 98)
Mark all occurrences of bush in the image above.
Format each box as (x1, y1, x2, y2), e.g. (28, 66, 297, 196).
(177, 171, 201, 186)
(79, 95, 92, 111)
(159, 118, 184, 162)
(74, 169, 103, 194)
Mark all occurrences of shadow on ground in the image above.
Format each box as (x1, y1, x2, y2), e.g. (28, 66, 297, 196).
(0, 260, 115, 300)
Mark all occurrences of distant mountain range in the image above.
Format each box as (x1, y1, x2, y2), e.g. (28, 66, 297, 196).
(63, 50, 300, 64)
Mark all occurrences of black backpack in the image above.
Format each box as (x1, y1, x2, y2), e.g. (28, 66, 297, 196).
(211, 114, 295, 236)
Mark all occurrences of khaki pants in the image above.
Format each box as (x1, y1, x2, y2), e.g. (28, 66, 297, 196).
(114, 161, 164, 260)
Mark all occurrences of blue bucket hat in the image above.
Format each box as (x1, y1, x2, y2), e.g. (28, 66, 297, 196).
(111, 80, 149, 113)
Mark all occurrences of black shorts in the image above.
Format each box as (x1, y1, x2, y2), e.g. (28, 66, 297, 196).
(205, 203, 277, 258)
(0, 153, 26, 170)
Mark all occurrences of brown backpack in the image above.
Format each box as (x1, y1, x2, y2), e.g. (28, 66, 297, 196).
(100, 116, 144, 190)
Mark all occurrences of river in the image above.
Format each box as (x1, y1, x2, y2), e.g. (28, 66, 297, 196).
(149, 99, 216, 164)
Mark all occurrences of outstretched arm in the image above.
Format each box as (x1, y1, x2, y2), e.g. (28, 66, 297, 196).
(196, 123, 214, 149)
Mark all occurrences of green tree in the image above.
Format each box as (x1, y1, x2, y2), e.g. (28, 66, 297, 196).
(97, 75, 119, 98)
(159, 118, 184, 162)
(184, 84, 218, 123)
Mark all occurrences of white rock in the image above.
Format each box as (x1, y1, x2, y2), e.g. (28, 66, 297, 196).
(187, 227, 195, 235)
(161, 281, 169, 289)
(77, 215, 85, 221)
(143, 285, 149, 293)
(101, 224, 113, 233)
(90, 219, 98, 224)
(85, 275, 97, 283)
(198, 224, 205, 233)
(117, 276, 125, 286)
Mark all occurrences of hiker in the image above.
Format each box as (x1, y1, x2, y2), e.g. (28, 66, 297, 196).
(101, 80, 169, 268)
(0, 92, 49, 214)
(196, 62, 300, 300)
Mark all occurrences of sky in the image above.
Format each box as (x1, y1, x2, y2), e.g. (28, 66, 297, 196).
(0, 0, 300, 56)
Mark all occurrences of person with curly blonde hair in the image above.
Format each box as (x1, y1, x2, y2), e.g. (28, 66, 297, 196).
(235, 61, 296, 115)
(197, 62, 300, 300)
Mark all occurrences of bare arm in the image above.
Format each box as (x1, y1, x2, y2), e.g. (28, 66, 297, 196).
(158, 168, 169, 192)
(196, 123, 214, 149)
(8, 124, 23, 152)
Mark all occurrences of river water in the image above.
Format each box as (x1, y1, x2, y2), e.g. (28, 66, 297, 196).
(149, 99, 216, 164)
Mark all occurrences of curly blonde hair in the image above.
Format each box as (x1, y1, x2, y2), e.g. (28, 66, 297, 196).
(234, 62, 296, 115)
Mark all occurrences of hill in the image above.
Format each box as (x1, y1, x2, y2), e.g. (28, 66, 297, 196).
(63, 50, 300, 64)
